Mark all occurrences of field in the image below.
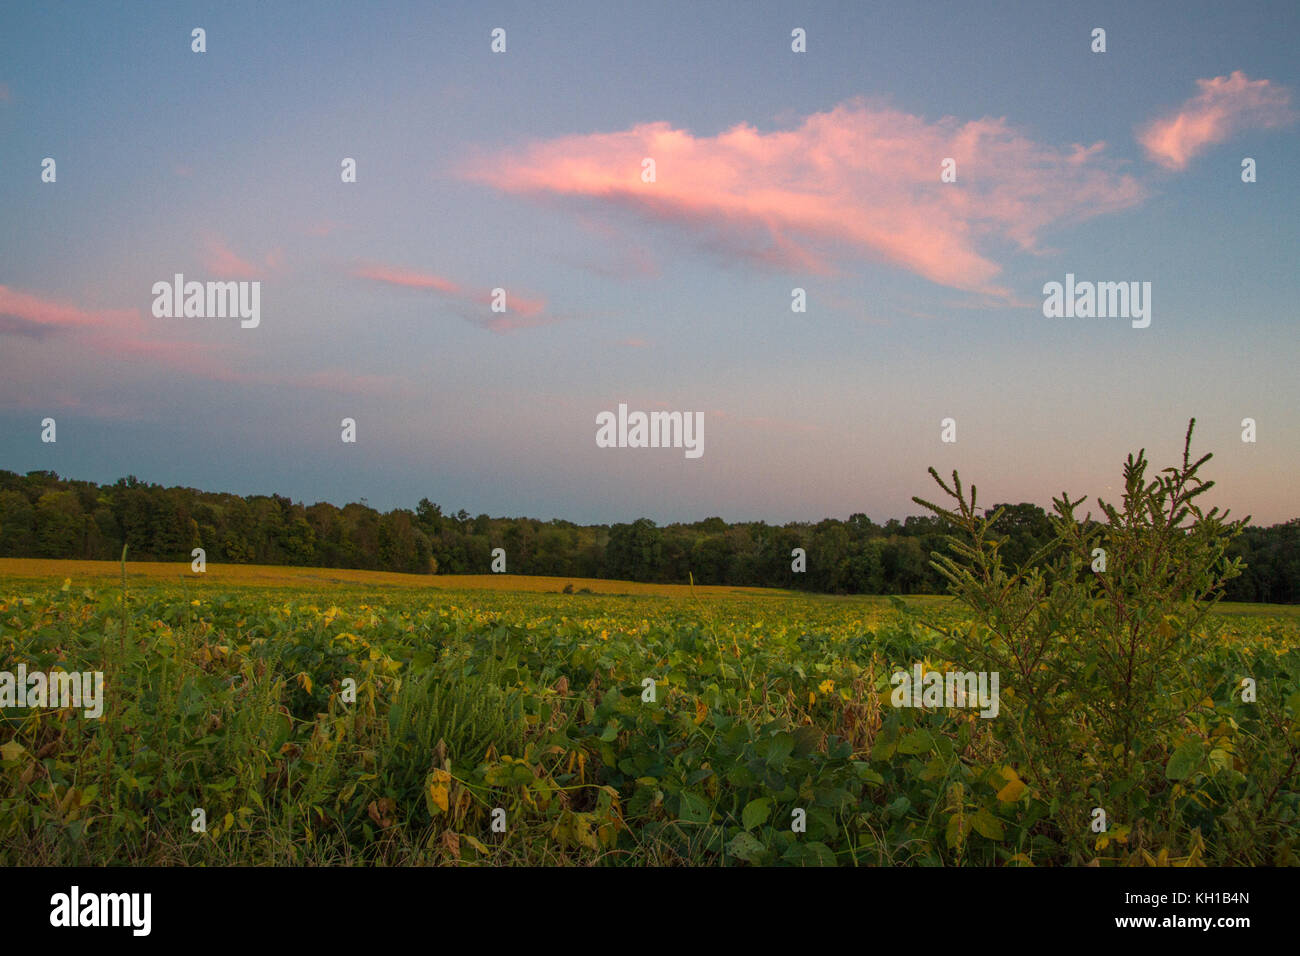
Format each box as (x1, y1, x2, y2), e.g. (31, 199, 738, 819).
(2, 558, 1298, 866)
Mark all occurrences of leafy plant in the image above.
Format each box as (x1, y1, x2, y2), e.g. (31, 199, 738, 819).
(909, 420, 1264, 861)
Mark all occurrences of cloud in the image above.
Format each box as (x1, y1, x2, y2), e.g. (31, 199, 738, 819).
(354, 260, 556, 332)
(355, 262, 463, 294)
(0, 283, 245, 382)
(304, 220, 341, 238)
(202, 236, 283, 278)
(0, 285, 422, 402)
(0, 83, 10, 103)
(0, 284, 138, 334)
(93, 335, 244, 381)
(461, 98, 1144, 297)
(1138, 71, 1295, 170)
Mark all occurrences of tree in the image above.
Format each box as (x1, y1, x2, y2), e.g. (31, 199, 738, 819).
(910, 420, 1248, 861)
(0, 491, 37, 556)
(606, 518, 662, 581)
(35, 491, 84, 558)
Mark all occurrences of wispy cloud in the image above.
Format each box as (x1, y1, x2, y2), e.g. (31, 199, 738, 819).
(1138, 71, 1295, 170)
(304, 220, 341, 238)
(354, 260, 557, 332)
(462, 97, 1144, 297)
(0, 284, 137, 335)
(0, 283, 250, 375)
(355, 262, 461, 294)
(201, 236, 284, 278)
(0, 283, 424, 403)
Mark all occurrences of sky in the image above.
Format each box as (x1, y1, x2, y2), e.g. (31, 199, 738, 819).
(1, 0, 1297, 526)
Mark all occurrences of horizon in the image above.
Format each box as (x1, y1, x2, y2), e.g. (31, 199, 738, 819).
(7, 460, 1295, 531)
(2, 1, 1298, 526)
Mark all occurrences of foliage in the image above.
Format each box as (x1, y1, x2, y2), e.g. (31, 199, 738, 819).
(2, 557, 1296, 865)
(3, 468, 1296, 601)
(907, 421, 1297, 862)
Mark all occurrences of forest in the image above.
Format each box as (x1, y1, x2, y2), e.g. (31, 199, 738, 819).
(1, 468, 1296, 602)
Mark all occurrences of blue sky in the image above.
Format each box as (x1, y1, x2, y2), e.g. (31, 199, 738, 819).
(2, 0, 1297, 524)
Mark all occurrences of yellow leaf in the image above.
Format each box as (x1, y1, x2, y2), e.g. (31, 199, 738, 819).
(996, 778, 1027, 803)
(428, 768, 451, 813)
(0, 741, 24, 762)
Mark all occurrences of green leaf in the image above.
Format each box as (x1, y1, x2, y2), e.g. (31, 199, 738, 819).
(742, 797, 772, 831)
(853, 762, 884, 786)
(1165, 740, 1202, 781)
(970, 807, 1005, 841)
(898, 730, 934, 755)
(728, 831, 766, 863)
(871, 728, 898, 761)
(678, 791, 711, 824)
(791, 726, 821, 758)
(804, 841, 837, 866)
(762, 732, 794, 767)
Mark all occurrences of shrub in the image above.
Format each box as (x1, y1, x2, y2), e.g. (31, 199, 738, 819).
(910, 420, 1256, 860)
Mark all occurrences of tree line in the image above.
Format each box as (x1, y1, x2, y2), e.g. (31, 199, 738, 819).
(1, 469, 1296, 603)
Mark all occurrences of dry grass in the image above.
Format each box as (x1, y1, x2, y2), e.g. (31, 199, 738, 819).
(0, 557, 794, 600)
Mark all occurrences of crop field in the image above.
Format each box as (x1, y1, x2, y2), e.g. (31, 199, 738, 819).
(2, 559, 1298, 866)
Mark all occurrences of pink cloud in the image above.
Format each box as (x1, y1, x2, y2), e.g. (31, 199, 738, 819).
(1139, 71, 1294, 171)
(0, 284, 245, 382)
(355, 263, 461, 294)
(202, 237, 283, 278)
(0, 286, 420, 400)
(0, 284, 138, 333)
(460, 98, 1144, 296)
(478, 289, 544, 317)
(304, 220, 341, 237)
(354, 261, 555, 332)
(89, 334, 245, 381)
(0, 83, 11, 103)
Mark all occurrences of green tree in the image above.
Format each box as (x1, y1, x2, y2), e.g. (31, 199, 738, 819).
(911, 420, 1247, 861)
(35, 491, 84, 557)
(0, 491, 37, 556)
